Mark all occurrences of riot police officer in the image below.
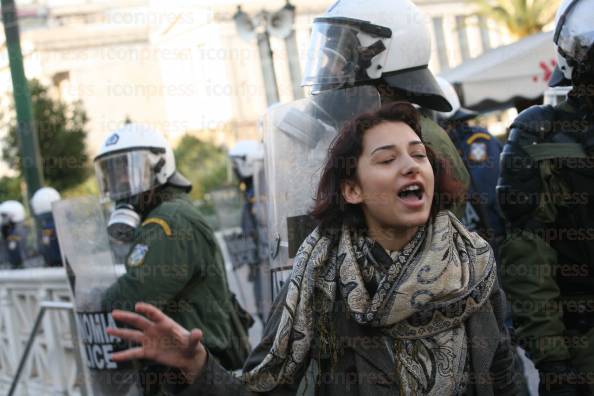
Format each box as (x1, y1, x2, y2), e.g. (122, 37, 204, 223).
(435, 77, 505, 250)
(301, 0, 470, 196)
(31, 187, 63, 267)
(95, 124, 247, 394)
(229, 140, 263, 243)
(0, 200, 27, 269)
(228, 140, 266, 321)
(497, 0, 594, 394)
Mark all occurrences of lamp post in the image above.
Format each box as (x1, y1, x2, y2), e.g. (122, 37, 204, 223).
(269, 1, 303, 100)
(234, 6, 280, 107)
(233, 1, 303, 106)
(1, 0, 43, 200)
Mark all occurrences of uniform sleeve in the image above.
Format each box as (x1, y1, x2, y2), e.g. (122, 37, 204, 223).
(499, 230, 571, 364)
(168, 282, 303, 396)
(420, 116, 470, 218)
(488, 279, 522, 396)
(102, 220, 206, 312)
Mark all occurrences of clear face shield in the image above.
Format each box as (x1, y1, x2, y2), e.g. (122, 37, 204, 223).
(558, 31, 594, 69)
(260, 86, 381, 300)
(302, 17, 392, 92)
(94, 150, 161, 203)
(95, 150, 162, 242)
(555, 2, 594, 76)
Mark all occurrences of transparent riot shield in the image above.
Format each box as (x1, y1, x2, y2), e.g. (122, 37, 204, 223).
(250, 157, 269, 320)
(261, 86, 381, 302)
(53, 196, 140, 396)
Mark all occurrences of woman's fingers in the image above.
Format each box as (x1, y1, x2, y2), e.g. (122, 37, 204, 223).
(111, 309, 153, 331)
(111, 346, 146, 362)
(106, 327, 144, 344)
(134, 302, 169, 324)
(183, 329, 203, 357)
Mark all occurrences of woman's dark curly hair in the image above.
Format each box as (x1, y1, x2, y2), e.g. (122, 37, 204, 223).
(310, 101, 465, 230)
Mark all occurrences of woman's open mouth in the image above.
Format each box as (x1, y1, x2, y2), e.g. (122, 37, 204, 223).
(397, 183, 426, 208)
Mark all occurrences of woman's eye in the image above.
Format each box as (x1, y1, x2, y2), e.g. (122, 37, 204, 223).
(379, 158, 394, 164)
(413, 153, 427, 159)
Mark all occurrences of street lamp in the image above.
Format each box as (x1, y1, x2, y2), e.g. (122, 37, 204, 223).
(233, 1, 303, 107)
(234, 6, 279, 106)
(1, 0, 44, 201)
(269, 1, 303, 100)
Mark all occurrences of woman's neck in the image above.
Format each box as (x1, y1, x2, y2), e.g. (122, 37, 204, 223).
(367, 224, 419, 252)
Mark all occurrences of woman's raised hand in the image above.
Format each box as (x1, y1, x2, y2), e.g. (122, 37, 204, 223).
(106, 302, 207, 382)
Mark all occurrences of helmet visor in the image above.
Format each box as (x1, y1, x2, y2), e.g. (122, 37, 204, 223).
(302, 18, 391, 91)
(94, 150, 156, 202)
(558, 30, 594, 64)
(555, 0, 594, 64)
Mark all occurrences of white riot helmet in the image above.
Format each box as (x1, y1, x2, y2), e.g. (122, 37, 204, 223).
(549, 0, 594, 86)
(229, 140, 264, 180)
(302, 0, 451, 111)
(435, 77, 478, 121)
(94, 123, 191, 203)
(31, 187, 61, 215)
(0, 200, 26, 224)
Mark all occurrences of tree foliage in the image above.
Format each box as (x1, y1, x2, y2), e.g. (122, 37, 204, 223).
(2, 79, 91, 191)
(469, 0, 560, 39)
(0, 176, 22, 202)
(173, 134, 230, 201)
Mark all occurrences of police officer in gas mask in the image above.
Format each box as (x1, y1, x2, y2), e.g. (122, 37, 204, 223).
(497, 0, 594, 394)
(95, 124, 244, 394)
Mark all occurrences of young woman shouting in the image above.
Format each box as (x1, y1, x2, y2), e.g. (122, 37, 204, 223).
(107, 102, 520, 396)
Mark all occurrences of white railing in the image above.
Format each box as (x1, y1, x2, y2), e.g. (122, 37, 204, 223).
(0, 231, 264, 396)
(0, 268, 83, 396)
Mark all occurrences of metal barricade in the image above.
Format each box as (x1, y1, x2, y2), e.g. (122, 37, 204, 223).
(8, 301, 90, 396)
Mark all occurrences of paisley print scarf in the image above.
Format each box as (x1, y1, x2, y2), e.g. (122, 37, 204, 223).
(242, 211, 497, 394)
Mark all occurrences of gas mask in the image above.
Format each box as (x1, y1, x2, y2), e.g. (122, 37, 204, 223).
(107, 202, 141, 242)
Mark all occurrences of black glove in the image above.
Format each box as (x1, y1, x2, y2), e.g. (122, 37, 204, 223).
(537, 360, 583, 396)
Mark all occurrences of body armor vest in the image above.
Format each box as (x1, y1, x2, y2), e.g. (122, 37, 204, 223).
(540, 100, 594, 308)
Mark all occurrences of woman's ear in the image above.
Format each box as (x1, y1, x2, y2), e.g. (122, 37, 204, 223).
(341, 180, 363, 204)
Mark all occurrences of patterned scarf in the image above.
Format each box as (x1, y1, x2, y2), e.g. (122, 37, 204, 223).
(243, 211, 497, 394)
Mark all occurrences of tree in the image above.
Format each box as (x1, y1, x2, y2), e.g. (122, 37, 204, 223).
(469, 0, 560, 39)
(2, 79, 91, 191)
(0, 176, 22, 202)
(173, 134, 230, 201)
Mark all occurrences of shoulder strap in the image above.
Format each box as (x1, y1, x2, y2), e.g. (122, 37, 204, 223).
(523, 143, 587, 161)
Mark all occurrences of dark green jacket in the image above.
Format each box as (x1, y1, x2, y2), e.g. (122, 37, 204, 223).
(420, 115, 470, 218)
(102, 189, 235, 365)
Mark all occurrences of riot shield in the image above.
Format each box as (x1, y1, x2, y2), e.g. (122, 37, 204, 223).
(261, 86, 381, 301)
(53, 196, 140, 396)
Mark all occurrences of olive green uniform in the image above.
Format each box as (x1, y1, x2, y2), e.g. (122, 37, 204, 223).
(102, 189, 236, 369)
(420, 115, 470, 218)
